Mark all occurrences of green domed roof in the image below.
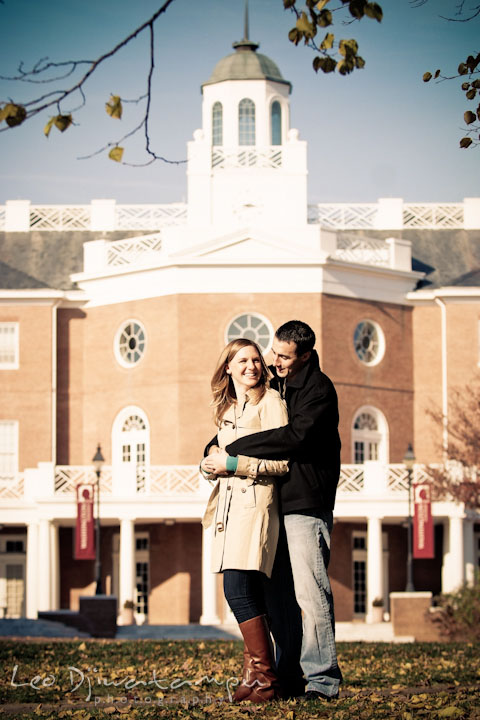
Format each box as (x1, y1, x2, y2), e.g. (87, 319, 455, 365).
(203, 39, 291, 91)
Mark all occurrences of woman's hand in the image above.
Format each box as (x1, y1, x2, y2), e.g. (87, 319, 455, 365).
(203, 449, 229, 475)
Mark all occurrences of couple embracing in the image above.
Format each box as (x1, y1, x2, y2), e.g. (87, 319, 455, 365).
(200, 320, 343, 704)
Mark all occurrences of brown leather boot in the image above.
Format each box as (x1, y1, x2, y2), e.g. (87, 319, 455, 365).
(233, 615, 281, 703)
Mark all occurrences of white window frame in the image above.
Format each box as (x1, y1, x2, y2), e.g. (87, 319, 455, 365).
(351, 406, 389, 464)
(0, 420, 19, 483)
(114, 319, 147, 369)
(0, 323, 19, 369)
(225, 312, 274, 354)
(112, 406, 150, 493)
(353, 319, 385, 367)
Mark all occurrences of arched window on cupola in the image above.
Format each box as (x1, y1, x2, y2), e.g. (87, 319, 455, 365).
(271, 101, 282, 145)
(212, 101, 223, 146)
(238, 98, 255, 145)
(352, 407, 389, 464)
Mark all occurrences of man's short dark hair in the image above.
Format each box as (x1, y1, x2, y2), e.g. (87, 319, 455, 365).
(275, 320, 316, 356)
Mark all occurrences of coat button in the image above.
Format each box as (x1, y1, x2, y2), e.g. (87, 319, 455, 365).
(216, 522, 224, 532)
(227, 485, 231, 491)
(241, 488, 246, 493)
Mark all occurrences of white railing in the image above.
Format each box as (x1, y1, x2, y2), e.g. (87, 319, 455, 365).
(0, 200, 473, 231)
(403, 203, 463, 229)
(106, 232, 163, 267)
(0, 474, 24, 500)
(338, 465, 364, 492)
(53, 465, 201, 496)
(212, 146, 282, 169)
(55, 466, 113, 495)
(30, 205, 91, 230)
(309, 203, 378, 229)
(334, 233, 390, 267)
(115, 203, 187, 230)
(387, 463, 433, 492)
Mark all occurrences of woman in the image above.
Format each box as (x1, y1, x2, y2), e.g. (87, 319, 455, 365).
(200, 338, 289, 703)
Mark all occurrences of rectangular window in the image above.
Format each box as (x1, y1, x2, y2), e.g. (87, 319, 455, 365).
(354, 441, 364, 464)
(0, 323, 19, 369)
(0, 421, 18, 482)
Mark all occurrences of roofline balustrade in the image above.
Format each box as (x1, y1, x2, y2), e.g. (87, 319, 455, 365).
(1, 198, 479, 232)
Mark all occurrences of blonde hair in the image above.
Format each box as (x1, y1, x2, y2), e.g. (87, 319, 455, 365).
(211, 339, 271, 426)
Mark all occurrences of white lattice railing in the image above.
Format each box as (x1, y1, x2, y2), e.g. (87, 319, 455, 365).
(149, 466, 201, 494)
(338, 465, 364, 492)
(53, 465, 201, 496)
(308, 202, 465, 230)
(115, 203, 187, 230)
(30, 205, 91, 230)
(212, 146, 282, 169)
(55, 466, 113, 495)
(106, 232, 163, 267)
(334, 233, 390, 267)
(0, 474, 24, 500)
(0, 200, 471, 231)
(403, 203, 463, 229)
(309, 203, 378, 229)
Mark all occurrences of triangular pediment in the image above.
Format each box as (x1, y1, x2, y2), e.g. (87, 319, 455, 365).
(169, 227, 312, 261)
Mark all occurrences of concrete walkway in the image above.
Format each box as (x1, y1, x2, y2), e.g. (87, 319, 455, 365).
(0, 618, 411, 642)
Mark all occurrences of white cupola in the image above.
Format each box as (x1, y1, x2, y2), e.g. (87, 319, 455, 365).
(187, 2, 308, 230)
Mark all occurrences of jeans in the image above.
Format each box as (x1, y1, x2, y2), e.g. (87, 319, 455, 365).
(284, 510, 342, 696)
(223, 569, 266, 624)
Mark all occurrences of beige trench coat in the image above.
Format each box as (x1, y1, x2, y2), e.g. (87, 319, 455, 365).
(202, 387, 288, 578)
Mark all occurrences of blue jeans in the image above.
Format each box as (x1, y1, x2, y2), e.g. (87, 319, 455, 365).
(284, 511, 342, 696)
(223, 570, 266, 624)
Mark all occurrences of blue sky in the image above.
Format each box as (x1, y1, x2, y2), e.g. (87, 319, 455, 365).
(0, 0, 478, 204)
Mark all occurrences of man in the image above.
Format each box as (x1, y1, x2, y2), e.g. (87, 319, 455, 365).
(206, 320, 342, 700)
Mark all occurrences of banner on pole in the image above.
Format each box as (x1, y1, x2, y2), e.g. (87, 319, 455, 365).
(413, 483, 434, 559)
(75, 483, 95, 560)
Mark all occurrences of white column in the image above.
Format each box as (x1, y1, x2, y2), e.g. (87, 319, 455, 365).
(37, 519, 51, 611)
(90, 199, 116, 231)
(366, 515, 383, 623)
(464, 197, 480, 229)
(464, 518, 475, 587)
(119, 518, 136, 610)
(442, 516, 464, 593)
(200, 526, 220, 625)
(374, 198, 403, 230)
(50, 523, 60, 610)
(26, 522, 39, 619)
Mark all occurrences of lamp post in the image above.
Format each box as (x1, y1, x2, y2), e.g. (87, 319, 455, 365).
(92, 444, 105, 595)
(403, 443, 416, 592)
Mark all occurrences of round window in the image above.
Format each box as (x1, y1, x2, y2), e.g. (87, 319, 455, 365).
(114, 320, 146, 367)
(225, 313, 273, 353)
(353, 320, 385, 366)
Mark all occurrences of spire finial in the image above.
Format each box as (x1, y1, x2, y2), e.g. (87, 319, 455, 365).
(233, 0, 259, 52)
(244, 0, 249, 41)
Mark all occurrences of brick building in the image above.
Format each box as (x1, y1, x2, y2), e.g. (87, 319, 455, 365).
(1, 20, 479, 625)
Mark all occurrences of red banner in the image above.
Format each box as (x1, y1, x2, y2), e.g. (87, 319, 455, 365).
(75, 483, 95, 560)
(413, 483, 434, 559)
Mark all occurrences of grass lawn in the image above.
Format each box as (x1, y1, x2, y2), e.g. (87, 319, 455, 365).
(1, 639, 479, 718)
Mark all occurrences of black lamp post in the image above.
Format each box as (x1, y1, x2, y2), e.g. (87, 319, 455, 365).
(403, 443, 416, 592)
(92, 444, 105, 595)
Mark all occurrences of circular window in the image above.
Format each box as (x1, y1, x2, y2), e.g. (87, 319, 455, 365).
(114, 320, 146, 367)
(225, 313, 273, 353)
(353, 320, 385, 366)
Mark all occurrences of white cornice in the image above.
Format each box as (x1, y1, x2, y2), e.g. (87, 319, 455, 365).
(0, 289, 87, 307)
(407, 286, 480, 304)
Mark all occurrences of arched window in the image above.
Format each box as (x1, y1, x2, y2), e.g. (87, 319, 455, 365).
(225, 313, 274, 353)
(112, 407, 150, 493)
(271, 101, 282, 145)
(239, 98, 255, 146)
(212, 102, 223, 146)
(352, 407, 388, 464)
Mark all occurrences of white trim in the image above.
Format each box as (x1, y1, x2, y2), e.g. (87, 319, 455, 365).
(224, 311, 274, 353)
(352, 406, 389, 464)
(0, 420, 19, 481)
(113, 319, 147, 369)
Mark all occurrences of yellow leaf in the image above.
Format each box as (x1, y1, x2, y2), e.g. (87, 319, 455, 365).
(105, 94, 123, 119)
(438, 708, 463, 718)
(320, 32, 334, 50)
(53, 114, 73, 133)
(108, 146, 124, 162)
(44, 117, 55, 137)
(78, 642, 86, 651)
